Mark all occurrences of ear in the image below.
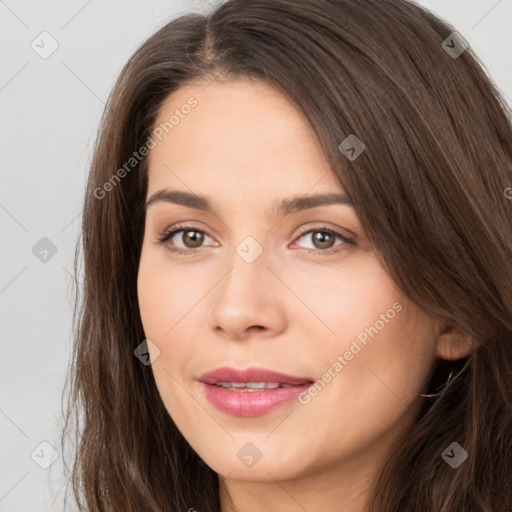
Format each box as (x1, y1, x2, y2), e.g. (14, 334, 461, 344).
(435, 320, 479, 361)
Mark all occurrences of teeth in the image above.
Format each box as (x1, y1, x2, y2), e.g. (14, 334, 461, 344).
(214, 382, 281, 390)
(246, 382, 279, 389)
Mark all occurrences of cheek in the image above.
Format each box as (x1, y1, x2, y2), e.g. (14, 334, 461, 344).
(289, 284, 437, 465)
(290, 253, 407, 345)
(294, 256, 437, 414)
(137, 267, 175, 339)
(323, 311, 435, 437)
(335, 300, 437, 401)
(137, 247, 205, 339)
(137, 251, 207, 378)
(137, 259, 203, 423)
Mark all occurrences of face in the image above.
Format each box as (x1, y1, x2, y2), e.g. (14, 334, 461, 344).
(137, 78, 441, 486)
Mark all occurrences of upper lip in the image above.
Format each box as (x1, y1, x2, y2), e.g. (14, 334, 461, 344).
(199, 366, 314, 386)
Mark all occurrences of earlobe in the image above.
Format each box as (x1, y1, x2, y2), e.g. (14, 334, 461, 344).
(435, 321, 478, 361)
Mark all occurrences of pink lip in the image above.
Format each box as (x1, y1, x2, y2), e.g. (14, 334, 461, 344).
(199, 366, 314, 417)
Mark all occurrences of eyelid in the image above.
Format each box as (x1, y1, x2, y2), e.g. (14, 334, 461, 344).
(293, 223, 355, 241)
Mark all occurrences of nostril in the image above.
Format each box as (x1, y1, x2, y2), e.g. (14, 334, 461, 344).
(248, 325, 265, 332)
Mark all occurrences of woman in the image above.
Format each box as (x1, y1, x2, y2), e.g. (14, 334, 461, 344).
(62, 0, 512, 510)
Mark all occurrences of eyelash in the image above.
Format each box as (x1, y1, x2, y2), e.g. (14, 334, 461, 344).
(154, 223, 355, 257)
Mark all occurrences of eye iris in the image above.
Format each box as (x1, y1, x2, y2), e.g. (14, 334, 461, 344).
(182, 230, 204, 248)
(312, 231, 335, 249)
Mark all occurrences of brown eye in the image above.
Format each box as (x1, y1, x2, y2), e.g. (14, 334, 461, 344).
(180, 230, 205, 248)
(296, 228, 346, 252)
(310, 231, 336, 250)
(156, 226, 215, 253)
(292, 225, 356, 255)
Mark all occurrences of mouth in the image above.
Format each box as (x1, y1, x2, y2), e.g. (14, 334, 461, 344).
(199, 366, 313, 386)
(199, 366, 314, 416)
(212, 381, 304, 391)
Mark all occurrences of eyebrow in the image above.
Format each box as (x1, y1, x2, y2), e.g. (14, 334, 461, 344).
(144, 189, 352, 216)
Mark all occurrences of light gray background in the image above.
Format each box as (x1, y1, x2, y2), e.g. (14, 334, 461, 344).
(1, 1, 511, 511)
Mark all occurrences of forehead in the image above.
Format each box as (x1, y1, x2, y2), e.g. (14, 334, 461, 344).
(147, 78, 342, 197)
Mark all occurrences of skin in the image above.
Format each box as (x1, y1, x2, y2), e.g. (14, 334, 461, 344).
(137, 78, 474, 511)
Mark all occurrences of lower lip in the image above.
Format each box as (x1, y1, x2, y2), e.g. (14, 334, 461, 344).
(201, 382, 311, 417)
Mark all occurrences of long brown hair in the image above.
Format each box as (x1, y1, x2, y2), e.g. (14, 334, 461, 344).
(61, 0, 512, 510)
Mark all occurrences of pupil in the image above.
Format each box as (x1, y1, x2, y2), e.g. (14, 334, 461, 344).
(184, 230, 204, 248)
(313, 231, 333, 249)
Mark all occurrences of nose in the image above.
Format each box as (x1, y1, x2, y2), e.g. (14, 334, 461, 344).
(208, 246, 287, 341)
